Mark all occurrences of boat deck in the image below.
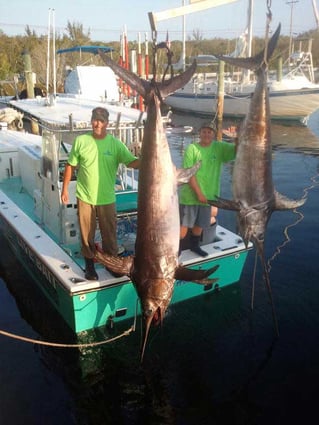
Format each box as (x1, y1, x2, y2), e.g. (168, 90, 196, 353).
(0, 174, 137, 250)
(0, 171, 143, 294)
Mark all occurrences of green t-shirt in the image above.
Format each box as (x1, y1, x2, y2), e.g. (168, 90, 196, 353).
(67, 132, 137, 205)
(179, 140, 236, 205)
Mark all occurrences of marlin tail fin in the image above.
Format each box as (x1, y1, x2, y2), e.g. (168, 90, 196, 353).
(214, 24, 281, 71)
(99, 49, 197, 102)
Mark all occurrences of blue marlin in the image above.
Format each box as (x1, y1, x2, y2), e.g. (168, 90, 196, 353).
(95, 49, 219, 359)
(208, 24, 306, 334)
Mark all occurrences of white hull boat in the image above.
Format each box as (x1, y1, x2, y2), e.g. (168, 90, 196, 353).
(165, 77, 319, 125)
(165, 0, 319, 125)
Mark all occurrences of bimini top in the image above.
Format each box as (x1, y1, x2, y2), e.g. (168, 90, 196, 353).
(57, 45, 114, 55)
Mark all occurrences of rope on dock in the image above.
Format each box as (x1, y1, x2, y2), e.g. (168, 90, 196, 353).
(0, 325, 135, 349)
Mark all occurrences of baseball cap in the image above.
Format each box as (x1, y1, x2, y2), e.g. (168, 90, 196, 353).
(91, 107, 109, 122)
(200, 122, 216, 131)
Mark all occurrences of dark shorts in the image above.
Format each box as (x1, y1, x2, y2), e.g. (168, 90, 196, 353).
(179, 204, 211, 228)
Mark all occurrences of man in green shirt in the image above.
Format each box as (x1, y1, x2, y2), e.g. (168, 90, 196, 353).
(61, 107, 139, 280)
(179, 122, 236, 257)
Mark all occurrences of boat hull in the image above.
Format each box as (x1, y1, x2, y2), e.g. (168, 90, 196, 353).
(165, 88, 319, 125)
(0, 190, 250, 333)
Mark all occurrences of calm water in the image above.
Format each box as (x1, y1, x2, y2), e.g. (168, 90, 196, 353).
(1, 112, 319, 425)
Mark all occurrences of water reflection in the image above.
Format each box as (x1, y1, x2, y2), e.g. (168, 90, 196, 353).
(169, 111, 319, 157)
(1, 111, 319, 424)
(1, 239, 256, 424)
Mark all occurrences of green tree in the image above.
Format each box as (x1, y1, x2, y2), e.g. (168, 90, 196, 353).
(65, 21, 91, 44)
(1, 24, 319, 97)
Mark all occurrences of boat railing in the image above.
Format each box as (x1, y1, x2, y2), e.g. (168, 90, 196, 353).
(189, 72, 257, 96)
(283, 38, 315, 83)
(34, 121, 142, 245)
(284, 51, 315, 83)
(35, 117, 145, 150)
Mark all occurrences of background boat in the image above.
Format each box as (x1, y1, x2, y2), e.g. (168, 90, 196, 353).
(4, 94, 146, 143)
(165, 0, 319, 125)
(57, 45, 129, 104)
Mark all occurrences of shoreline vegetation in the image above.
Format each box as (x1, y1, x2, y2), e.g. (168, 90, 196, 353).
(1, 22, 319, 97)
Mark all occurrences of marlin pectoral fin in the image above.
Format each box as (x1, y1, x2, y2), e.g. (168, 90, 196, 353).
(207, 197, 241, 211)
(94, 251, 134, 277)
(176, 161, 201, 185)
(174, 264, 219, 285)
(274, 191, 306, 211)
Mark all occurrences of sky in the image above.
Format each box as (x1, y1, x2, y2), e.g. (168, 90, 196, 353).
(0, 0, 318, 42)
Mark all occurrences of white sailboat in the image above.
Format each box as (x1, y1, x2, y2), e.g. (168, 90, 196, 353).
(164, 0, 319, 125)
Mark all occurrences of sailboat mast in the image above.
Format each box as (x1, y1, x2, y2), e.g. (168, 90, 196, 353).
(246, 0, 253, 57)
(243, 0, 253, 83)
(46, 8, 51, 97)
(182, 0, 186, 71)
(52, 9, 56, 98)
(312, 0, 319, 28)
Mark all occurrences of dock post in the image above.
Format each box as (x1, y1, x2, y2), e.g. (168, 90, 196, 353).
(22, 49, 39, 135)
(216, 60, 224, 141)
(276, 56, 282, 82)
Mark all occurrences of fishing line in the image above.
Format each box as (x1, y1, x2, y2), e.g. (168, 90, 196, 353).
(267, 171, 319, 273)
(0, 300, 139, 349)
(251, 250, 258, 311)
(0, 325, 135, 349)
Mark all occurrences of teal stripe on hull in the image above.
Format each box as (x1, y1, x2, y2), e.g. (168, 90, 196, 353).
(71, 281, 139, 333)
(1, 218, 250, 333)
(172, 251, 248, 304)
(71, 250, 249, 333)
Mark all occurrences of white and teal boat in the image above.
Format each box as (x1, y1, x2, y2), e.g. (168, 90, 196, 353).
(0, 110, 252, 336)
